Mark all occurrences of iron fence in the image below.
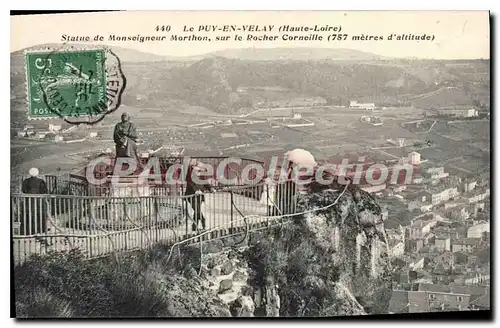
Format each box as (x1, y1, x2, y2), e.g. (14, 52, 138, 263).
(12, 174, 72, 195)
(11, 180, 298, 264)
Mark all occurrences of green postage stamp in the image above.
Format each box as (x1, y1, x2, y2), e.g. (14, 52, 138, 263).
(24, 47, 125, 124)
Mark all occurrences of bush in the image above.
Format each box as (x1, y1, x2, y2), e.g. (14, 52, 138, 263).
(13, 245, 213, 318)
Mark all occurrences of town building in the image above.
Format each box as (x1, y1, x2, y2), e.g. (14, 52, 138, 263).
(423, 167, 449, 180)
(360, 183, 387, 194)
(408, 151, 421, 165)
(464, 188, 490, 204)
(36, 132, 47, 139)
(413, 175, 424, 184)
(409, 257, 426, 270)
(390, 240, 405, 258)
(434, 237, 451, 252)
(468, 203, 485, 217)
(417, 283, 476, 311)
(467, 222, 490, 239)
(446, 206, 469, 221)
(409, 218, 436, 239)
(392, 185, 407, 193)
(432, 251, 454, 269)
(451, 239, 481, 253)
(406, 238, 424, 253)
(437, 108, 478, 118)
(48, 123, 62, 132)
(433, 226, 463, 241)
(464, 273, 490, 286)
(388, 288, 472, 313)
(424, 187, 459, 206)
(54, 135, 64, 142)
(453, 251, 471, 265)
(349, 100, 376, 110)
(388, 290, 430, 313)
(463, 180, 478, 193)
(407, 200, 432, 213)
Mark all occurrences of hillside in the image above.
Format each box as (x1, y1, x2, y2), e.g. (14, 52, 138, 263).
(11, 45, 490, 116)
(203, 47, 388, 61)
(118, 57, 434, 112)
(10, 44, 172, 64)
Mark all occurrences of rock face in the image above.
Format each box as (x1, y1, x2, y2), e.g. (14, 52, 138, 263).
(230, 296, 255, 317)
(161, 275, 231, 317)
(193, 180, 391, 317)
(220, 261, 234, 275)
(295, 182, 392, 314)
(219, 279, 233, 294)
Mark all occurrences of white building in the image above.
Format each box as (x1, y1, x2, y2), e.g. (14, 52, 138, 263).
(425, 187, 459, 205)
(425, 167, 449, 180)
(437, 108, 479, 118)
(409, 257, 425, 270)
(48, 124, 62, 132)
(466, 189, 490, 204)
(413, 175, 424, 184)
(350, 100, 376, 110)
(54, 135, 64, 142)
(408, 200, 433, 213)
(464, 274, 490, 285)
(463, 180, 478, 193)
(390, 241, 405, 258)
(434, 237, 451, 252)
(451, 239, 481, 253)
(361, 183, 387, 194)
(409, 219, 436, 239)
(408, 152, 421, 165)
(467, 222, 490, 239)
(89, 132, 98, 138)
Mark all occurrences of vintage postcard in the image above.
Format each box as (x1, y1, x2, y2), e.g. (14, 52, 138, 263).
(10, 11, 490, 318)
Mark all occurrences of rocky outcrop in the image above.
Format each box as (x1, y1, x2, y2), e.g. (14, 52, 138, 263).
(294, 182, 392, 314)
(199, 247, 256, 316)
(191, 181, 392, 317)
(219, 280, 233, 294)
(160, 275, 231, 317)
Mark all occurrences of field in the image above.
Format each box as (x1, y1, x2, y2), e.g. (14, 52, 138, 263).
(11, 97, 490, 192)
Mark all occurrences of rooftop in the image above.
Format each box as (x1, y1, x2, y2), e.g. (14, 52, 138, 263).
(388, 290, 430, 314)
(426, 185, 457, 194)
(418, 283, 489, 299)
(452, 238, 482, 246)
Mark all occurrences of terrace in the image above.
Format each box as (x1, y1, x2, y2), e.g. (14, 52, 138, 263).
(11, 155, 302, 264)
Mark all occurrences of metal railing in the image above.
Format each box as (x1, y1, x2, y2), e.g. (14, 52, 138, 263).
(11, 180, 298, 264)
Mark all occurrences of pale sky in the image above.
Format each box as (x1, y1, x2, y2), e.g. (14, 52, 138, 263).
(11, 11, 490, 59)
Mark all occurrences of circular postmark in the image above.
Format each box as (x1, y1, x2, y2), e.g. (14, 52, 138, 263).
(25, 44, 126, 125)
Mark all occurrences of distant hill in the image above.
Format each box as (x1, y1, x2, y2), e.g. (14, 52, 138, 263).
(197, 47, 389, 61)
(10, 43, 173, 64)
(11, 44, 388, 63)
